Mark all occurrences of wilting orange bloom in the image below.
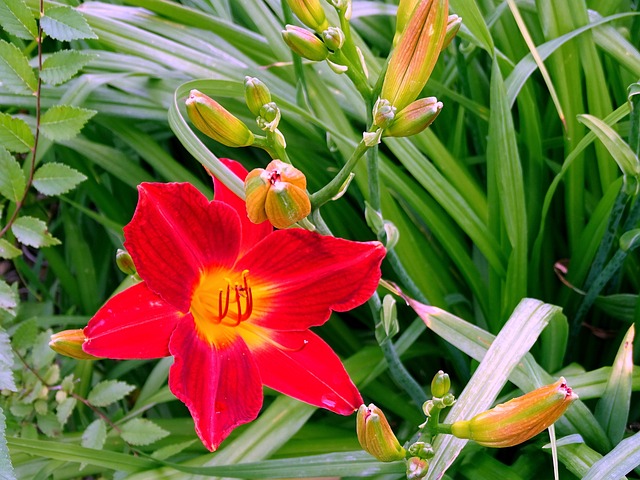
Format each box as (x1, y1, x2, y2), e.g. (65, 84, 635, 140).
(80, 159, 385, 451)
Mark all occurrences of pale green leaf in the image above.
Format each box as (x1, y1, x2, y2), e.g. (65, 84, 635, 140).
(36, 412, 61, 438)
(0, 112, 33, 153)
(33, 162, 87, 196)
(81, 419, 106, 450)
(583, 431, 640, 480)
(119, 418, 170, 446)
(0, 39, 37, 94)
(595, 325, 634, 444)
(11, 318, 37, 351)
(87, 380, 135, 407)
(11, 216, 60, 247)
(0, 282, 18, 320)
(40, 105, 96, 142)
(56, 397, 76, 426)
(0, 0, 37, 40)
(0, 328, 16, 392)
(0, 407, 16, 480)
(0, 239, 21, 260)
(0, 147, 25, 202)
(41, 50, 97, 86)
(40, 6, 97, 41)
(32, 330, 56, 371)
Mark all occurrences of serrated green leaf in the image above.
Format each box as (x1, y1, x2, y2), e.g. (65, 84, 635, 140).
(40, 6, 97, 41)
(120, 418, 170, 446)
(87, 380, 135, 407)
(0, 328, 16, 392)
(81, 419, 106, 450)
(0, 112, 33, 154)
(41, 50, 97, 86)
(11, 318, 37, 351)
(12, 216, 60, 247)
(33, 162, 87, 196)
(0, 239, 21, 260)
(0, 147, 25, 202)
(0, 0, 37, 40)
(32, 330, 56, 371)
(0, 39, 37, 94)
(0, 407, 16, 480)
(37, 412, 61, 437)
(40, 105, 96, 142)
(0, 282, 18, 319)
(56, 397, 76, 426)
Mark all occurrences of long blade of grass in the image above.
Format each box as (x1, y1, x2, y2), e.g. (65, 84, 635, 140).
(583, 431, 640, 480)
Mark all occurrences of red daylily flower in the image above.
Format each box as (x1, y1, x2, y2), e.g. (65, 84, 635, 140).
(82, 159, 385, 451)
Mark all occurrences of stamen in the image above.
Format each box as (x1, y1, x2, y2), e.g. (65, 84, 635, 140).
(192, 270, 254, 326)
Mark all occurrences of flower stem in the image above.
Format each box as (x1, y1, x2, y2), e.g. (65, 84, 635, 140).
(310, 139, 370, 209)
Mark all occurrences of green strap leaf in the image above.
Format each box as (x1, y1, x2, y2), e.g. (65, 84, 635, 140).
(87, 380, 135, 407)
(40, 105, 97, 142)
(41, 50, 97, 86)
(33, 162, 87, 196)
(120, 418, 170, 446)
(0, 147, 26, 203)
(0, 39, 37, 94)
(0, 239, 21, 260)
(0, 0, 37, 40)
(0, 112, 34, 153)
(11, 216, 61, 248)
(40, 6, 98, 41)
(595, 324, 634, 444)
(583, 431, 640, 480)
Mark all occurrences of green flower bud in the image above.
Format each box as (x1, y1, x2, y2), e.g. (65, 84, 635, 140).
(116, 248, 137, 276)
(372, 98, 397, 129)
(322, 26, 345, 51)
(244, 76, 272, 117)
(407, 442, 434, 459)
(282, 25, 329, 61)
(430, 370, 450, 398)
(357, 404, 406, 462)
(258, 102, 281, 133)
(384, 97, 443, 137)
(443, 392, 456, 406)
(381, 0, 449, 111)
(450, 378, 578, 448)
(245, 160, 311, 229)
(49, 329, 101, 360)
(406, 457, 429, 479)
(443, 14, 462, 49)
(286, 0, 329, 32)
(186, 90, 255, 148)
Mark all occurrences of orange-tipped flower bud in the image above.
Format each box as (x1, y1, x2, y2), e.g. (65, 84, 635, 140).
(286, 0, 329, 32)
(357, 404, 406, 462)
(116, 249, 137, 276)
(443, 14, 462, 50)
(186, 90, 254, 148)
(244, 76, 272, 117)
(381, 0, 449, 111)
(384, 97, 443, 137)
(245, 160, 311, 229)
(394, 0, 420, 46)
(450, 378, 578, 448)
(49, 330, 100, 360)
(406, 456, 429, 479)
(282, 25, 329, 61)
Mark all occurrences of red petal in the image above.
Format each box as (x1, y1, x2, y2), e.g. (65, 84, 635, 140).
(244, 328, 362, 414)
(124, 183, 241, 312)
(83, 282, 181, 359)
(168, 316, 263, 451)
(239, 230, 385, 330)
(214, 158, 273, 256)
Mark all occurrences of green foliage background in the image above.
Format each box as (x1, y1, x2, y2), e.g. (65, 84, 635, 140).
(0, 0, 640, 478)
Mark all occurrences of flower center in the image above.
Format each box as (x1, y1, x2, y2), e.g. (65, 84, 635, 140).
(190, 269, 253, 329)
